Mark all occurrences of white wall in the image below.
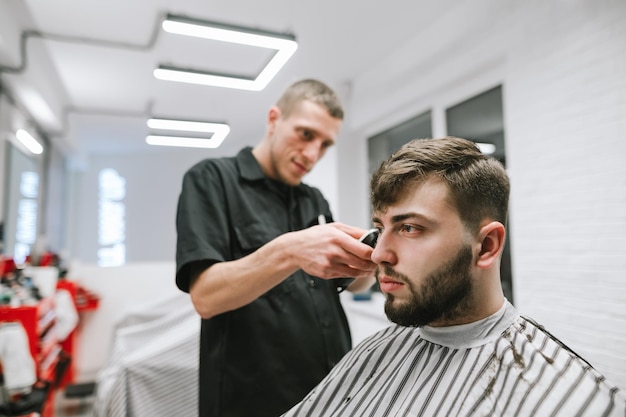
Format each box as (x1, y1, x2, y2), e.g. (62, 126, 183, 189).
(0, 96, 7, 224)
(43, 145, 67, 254)
(67, 261, 183, 378)
(69, 148, 223, 263)
(505, 1, 626, 388)
(339, 0, 626, 389)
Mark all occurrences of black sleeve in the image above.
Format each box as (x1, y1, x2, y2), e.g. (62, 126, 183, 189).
(175, 160, 233, 293)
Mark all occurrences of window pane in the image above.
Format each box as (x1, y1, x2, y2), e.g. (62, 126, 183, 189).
(368, 110, 433, 176)
(445, 85, 513, 303)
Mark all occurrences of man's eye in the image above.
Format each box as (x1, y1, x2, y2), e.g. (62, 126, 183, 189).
(401, 224, 419, 233)
(301, 130, 313, 140)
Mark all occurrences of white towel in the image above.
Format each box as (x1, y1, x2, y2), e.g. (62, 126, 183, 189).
(55, 288, 79, 341)
(0, 322, 37, 394)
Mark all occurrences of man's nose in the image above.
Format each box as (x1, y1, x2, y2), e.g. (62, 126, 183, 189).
(371, 232, 397, 265)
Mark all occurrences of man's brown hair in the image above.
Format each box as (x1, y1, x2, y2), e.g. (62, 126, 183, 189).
(370, 137, 510, 232)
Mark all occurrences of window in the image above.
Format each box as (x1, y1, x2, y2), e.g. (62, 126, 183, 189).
(14, 171, 39, 263)
(367, 110, 433, 176)
(446, 85, 506, 163)
(3, 142, 40, 264)
(97, 169, 126, 267)
(446, 85, 513, 303)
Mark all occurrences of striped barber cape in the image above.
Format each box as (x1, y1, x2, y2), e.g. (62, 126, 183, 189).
(282, 301, 626, 417)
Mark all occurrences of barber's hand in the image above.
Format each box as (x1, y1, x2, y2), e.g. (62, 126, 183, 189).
(287, 222, 376, 279)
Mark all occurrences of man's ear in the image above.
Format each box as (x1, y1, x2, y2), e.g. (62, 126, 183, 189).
(268, 105, 281, 123)
(476, 221, 506, 269)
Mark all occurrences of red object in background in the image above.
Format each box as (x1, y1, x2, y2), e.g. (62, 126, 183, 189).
(0, 279, 100, 416)
(37, 252, 54, 267)
(0, 297, 59, 417)
(1, 252, 56, 276)
(0, 256, 16, 275)
(25, 252, 56, 267)
(55, 280, 100, 387)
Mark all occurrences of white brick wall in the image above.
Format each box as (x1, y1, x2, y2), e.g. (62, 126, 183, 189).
(506, 0, 626, 388)
(340, 0, 626, 390)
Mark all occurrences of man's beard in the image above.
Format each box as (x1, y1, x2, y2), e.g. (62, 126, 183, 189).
(381, 244, 473, 327)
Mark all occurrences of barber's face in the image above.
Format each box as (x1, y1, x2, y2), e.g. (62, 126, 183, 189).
(267, 100, 340, 186)
(372, 178, 477, 327)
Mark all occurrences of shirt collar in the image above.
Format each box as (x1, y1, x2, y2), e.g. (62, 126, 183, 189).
(236, 147, 267, 182)
(235, 147, 306, 197)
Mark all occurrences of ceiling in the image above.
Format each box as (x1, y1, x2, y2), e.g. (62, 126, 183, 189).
(0, 0, 462, 160)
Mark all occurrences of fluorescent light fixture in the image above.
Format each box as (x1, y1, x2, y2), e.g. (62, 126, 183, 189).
(147, 118, 225, 133)
(146, 135, 228, 149)
(146, 118, 230, 149)
(16, 129, 44, 154)
(476, 142, 496, 155)
(155, 14, 298, 91)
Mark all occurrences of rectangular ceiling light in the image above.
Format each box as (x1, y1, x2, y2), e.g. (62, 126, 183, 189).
(16, 129, 44, 154)
(154, 14, 298, 91)
(146, 118, 230, 149)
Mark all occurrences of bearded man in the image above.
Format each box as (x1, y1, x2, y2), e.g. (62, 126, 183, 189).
(282, 136, 626, 417)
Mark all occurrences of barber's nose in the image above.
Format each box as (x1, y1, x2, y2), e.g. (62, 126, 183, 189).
(302, 141, 323, 164)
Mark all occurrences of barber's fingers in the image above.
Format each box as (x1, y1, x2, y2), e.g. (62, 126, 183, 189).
(291, 224, 376, 277)
(318, 243, 376, 278)
(340, 249, 376, 272)
(326, 222, 371, 240)
(318, 222, 376, 259)
(304, 258, 374, 280)
(329, 265, 375, 280)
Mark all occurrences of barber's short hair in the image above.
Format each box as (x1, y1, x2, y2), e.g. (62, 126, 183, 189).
(370, 137, 510, 231)
(276, 79, 344, 120)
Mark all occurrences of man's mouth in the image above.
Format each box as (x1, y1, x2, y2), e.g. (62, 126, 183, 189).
(377, 274, 405, 294)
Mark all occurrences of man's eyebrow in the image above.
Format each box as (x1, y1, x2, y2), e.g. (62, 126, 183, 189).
(373, 212, 436, 226)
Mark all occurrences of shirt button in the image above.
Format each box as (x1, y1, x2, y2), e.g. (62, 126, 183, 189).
(309, 279, 316, 288)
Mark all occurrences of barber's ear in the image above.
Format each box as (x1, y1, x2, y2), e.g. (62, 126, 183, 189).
(268, 106, 281, 122)
(267, 106, 281, 135)
(476, 221, 506, 269)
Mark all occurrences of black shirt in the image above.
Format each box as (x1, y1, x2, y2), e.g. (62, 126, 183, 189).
(176, 147, 352, 417)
